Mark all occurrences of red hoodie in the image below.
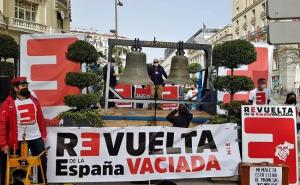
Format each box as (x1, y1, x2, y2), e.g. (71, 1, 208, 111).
(0, 95, 46, 150)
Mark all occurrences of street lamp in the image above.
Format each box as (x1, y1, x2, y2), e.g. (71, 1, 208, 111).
(115, 0, 123, 39)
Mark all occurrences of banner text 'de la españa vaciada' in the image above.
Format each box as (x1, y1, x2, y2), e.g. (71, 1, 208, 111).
(46, 124, 241, 183)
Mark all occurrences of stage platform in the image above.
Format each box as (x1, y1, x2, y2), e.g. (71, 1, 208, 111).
(101, 108, 211, 127)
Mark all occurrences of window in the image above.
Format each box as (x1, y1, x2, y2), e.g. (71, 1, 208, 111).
(244, 15, 247, 22)
(236, 7, 239, 14)
(15, 0, 37, 22)
(57, 11, 64, 29)
(236, 20, 239, 26)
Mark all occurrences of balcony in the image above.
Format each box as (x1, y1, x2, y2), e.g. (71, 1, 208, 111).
(8, 17, 47, 33)
(56, 0, 68, 9)
(251, 16, 256, 24)
(47, 26, 64, 34)
(260, 10, 266, 19)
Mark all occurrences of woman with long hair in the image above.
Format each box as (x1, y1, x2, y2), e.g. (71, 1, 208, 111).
(285, 92, 300, 133)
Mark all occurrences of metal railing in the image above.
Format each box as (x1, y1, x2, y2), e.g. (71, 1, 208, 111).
(57, 0, 68, 8)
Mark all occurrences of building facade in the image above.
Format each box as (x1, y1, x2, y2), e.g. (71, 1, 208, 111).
(0, 0, 71, 41)
(161, 28, 219, 82)
(232, 0, 267, 42)
(207, 24, 233, 45)
(71, 28, 129, 66)
(232, 0, 300, 93)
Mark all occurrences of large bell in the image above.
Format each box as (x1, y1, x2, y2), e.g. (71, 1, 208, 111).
(118, 51, 153, 85)
(165, 55, 194, 85)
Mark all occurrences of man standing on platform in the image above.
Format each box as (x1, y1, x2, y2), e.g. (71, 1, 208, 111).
(148, 59, 167, 110)
(249, 78, 271, 105)
(103, 57, 118, 108)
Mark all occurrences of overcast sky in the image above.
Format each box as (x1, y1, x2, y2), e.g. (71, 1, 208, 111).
(71, 0, 232, 62)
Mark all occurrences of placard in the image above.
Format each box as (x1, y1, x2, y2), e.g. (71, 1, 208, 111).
(250, 167, 282, 185)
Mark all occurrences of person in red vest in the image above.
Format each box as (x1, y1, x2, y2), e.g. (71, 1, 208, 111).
(0, 77, 47, 183)
(249, 78, 271, 105)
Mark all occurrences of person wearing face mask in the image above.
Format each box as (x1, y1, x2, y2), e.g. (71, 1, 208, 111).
(184, 84, 198, 110)
(285, 92, 300, 133)
(148, 59, 168, 110)
(185, 84, 198, 100)
(0, 77, 47, 184)
(102, 57, 118, 108)
(249, 78, 271, 105)
(166, 104, 193, 128)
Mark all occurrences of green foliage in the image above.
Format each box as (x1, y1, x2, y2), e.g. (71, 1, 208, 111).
(0, 62, 14, 77)
(65, 72, 97, 89)
(213, 75, 254, 95)
(98, 51, 106, 59)
(60, 109, 103, 127)
(212, 40, 256, 70)
(189, 63, 201, 74)
(66, 40, 99, 64)
(210, 101, 249, 124)
(63, 41, 101, 127)
(113, 46, 130, 66)
(147, 64, 152, 71)
(64, 94, 98, 110)
(0, 34, 19, 61)
(210, 39, 257, 124)
(113, 46, 129, 58)
(219, 101, 249, 117)
(210, 114, 241, 124)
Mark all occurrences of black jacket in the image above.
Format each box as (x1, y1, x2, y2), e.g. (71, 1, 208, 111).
(103, 64, 117, 87)
(148, 65, 167, 85)
(166, 109, 193, 128)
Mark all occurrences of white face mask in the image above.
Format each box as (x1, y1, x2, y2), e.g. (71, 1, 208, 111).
(261, 84, 267, 89)
(154, 63, 158, 67)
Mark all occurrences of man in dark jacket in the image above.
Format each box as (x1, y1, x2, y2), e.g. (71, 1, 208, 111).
(102, 58, 117, 108)
(166, 104, 193, 128)
(148, 59, 167, 110)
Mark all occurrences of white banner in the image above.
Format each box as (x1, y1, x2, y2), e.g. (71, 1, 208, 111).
(46, 124, 241, 183)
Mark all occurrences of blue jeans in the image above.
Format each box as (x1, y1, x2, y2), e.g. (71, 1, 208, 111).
(20, 137, 47, 183)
